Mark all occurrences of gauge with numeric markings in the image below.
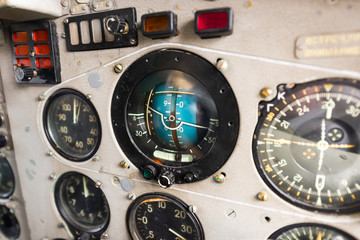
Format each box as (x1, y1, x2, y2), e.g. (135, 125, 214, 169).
(253, 78, 360, 213)
(43, 88, 101, 162)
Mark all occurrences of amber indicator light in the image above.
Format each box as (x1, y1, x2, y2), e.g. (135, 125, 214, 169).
(141, 11, 177, 39)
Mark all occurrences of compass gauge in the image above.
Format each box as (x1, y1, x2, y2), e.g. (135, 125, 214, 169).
(253, 78, 360, 212)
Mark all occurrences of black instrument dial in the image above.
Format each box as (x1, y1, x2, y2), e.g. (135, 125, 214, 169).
(269, 223, 356, 240)
(112, 49, 239, 184)
(0, 205, 20, 239)
(253, 78, 360, 212)
(0, 156, 15, 199)
(54, 172, 110, 238)
(126, 193, 204, 240)
(44, 89, 101, 162)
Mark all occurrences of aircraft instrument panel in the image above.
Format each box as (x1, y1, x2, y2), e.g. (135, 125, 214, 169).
(0, 0, 360, 239)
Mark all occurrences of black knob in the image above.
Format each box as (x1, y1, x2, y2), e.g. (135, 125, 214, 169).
(143, 165, 157, 180)
(105, 15, 129, 35)
(77, 232, 90, 240)
(158, 170, 175, 188)
(15, 66, 35, 82)
(184, 173, 194, 183)
(0, 135, 7, 148)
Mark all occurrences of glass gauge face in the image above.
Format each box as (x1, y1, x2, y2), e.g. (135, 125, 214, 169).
(0, 156, 15, 199)
(126, 193, 204, 240)
(54, 172, 110, 237)
(0, 205, 20, 239)
(112, 49, 239, 184)
(44, 89, 101, 161)
(253, 78, 360, 212)
(127, 70, 218, 166)
(269, 223, 356, 240)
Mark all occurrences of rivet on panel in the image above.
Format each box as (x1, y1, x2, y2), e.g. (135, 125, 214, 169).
(128, 193, 136, 200)
(189, 205, 197, 213)
(46, 151, 53, 157)
(58, 223, 65, 228)
(256, 192, 269, 201)
(92, 156, 100, 162)
(215, 58, 228, 71)
(95, 180, 102, 188)
(49, 173, 57, 181)
(86, 94, 92, 100)
(120, 160, 129, 169)
(214, 172, 226, 183)
(38, 95, 45, 101)
(114, 64, 123, 74)
(112, 176, 120, 185)
(63, 18, 69, 24)
(260, 88, 273, 98)
(101, 232, 110, 239)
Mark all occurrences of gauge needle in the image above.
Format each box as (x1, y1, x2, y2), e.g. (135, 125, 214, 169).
(83, 176, 89, 198)
(73, 98, 77, 124)
(316, 231, 323, 240)
(263, 138, 355, 149)
(76, 101, 81, 124)
(317, 119, 327, 171)
(147, 105, 213, 132)
(169, 228, 187, 240)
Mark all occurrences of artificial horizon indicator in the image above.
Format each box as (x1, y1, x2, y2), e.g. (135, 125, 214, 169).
(111, 49, 239, 187)
(54, 172, 110, 239)
(253, 78, 360, 213)
(43, 89, 101, 162)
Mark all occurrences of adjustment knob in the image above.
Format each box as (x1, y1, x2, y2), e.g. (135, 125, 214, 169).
(105, 15, 129, 35)
(77, 232, 90, 240)
(0, 135, 7, 148)
(15, 66, 36, 82)
(158, 170, 175, 188)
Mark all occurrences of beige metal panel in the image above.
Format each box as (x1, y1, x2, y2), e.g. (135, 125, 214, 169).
(0, 0, 62, 21)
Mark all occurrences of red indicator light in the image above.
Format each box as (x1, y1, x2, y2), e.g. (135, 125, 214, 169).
(13, 32, 27, 42)
(15, 45, 29, 56)
(33, 30, 49, 42)
(36, 58, 52, 69)
(35, 44, 50, 55)
(197, 12, 228, 30)
(194, 8, 233, 38)
(16, 58, 31, 67)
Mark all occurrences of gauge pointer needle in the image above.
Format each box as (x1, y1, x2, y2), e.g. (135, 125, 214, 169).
(316, 231, 323, 240)
(83, 176, 89, 198)
(169, 228, 187, 240)
(73, 98, 77, 124)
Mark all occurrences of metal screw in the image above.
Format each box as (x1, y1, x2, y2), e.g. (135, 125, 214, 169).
(38, 95, 45, 101)
(101, 232, 109, 239)
(93, 3, 99, 10)
(189, 205, 197, 213)
(86, 94, 92, 100)
(92, 156, 100, 162)
(81, 5, 87, 11)
(260, 88, 273, 98)
(112, 176, 120, 185)
(49, 173, 56, 181)
(63, 18, 69, 24)
(256, 192, 269, 201)
(226, 209, 236, 219)
(128, 193, 136, 200)
(29, 51, 35, 57)
(214, 173, 225, 183)
(215, 58, 228, 71)
(58, 223, 65, 228)
(41, 238, 50, 240)
(120, 160, 129, 168)
(105, 2, 110, 7)
(46, 151, 53, 157)
(95, 180, 102, 188)
(114, 64, 123, 74)
(130, 38, 136, 45)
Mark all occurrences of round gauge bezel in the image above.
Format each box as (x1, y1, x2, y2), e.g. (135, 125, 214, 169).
(53, 171, 110, 237)
(0, 156, 15, 199)
(268, 222, 356, 240)
(43, 88, 102, 162)
(111, 49, 239, 183)
(126, 192, 205, 240)
(253, 78, 360, 213)
(0, 205, 20, 239)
